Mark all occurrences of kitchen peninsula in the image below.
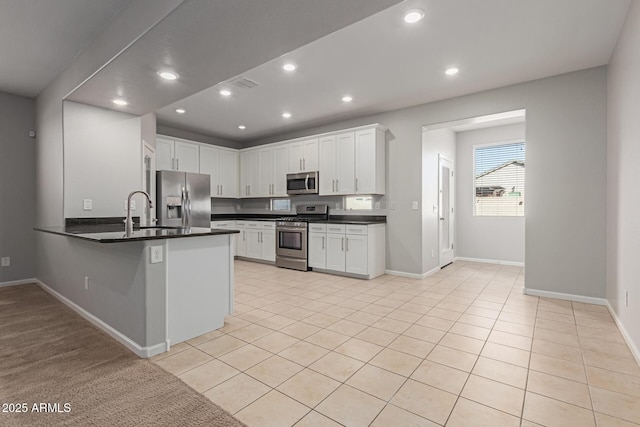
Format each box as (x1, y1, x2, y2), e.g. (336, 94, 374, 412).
(35, 224, 239, 358)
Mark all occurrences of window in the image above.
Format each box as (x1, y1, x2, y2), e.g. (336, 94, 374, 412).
(271, 199, 291, 211)
(344, 195, 373, 210)
(474, 141, 525, 216)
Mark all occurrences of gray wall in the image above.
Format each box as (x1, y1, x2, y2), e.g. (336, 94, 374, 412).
(607, 1, 640, 355)
(249, 67, 608, 297)
(455, 123, 525, 264)
(0, 92, 36, 283)
(64, 101, 142, 218)
(157, 124, 243, 150)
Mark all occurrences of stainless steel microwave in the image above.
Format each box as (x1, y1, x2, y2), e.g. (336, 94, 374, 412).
(286, 171, 319, 195)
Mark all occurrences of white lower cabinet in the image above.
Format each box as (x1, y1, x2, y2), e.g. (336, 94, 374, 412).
(234, 221, 275, 262)
(309, 223, 385, 279)
(308, 224, 327, 269)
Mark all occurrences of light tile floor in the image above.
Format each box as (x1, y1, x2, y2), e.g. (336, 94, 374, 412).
(152, 260, 640, 426)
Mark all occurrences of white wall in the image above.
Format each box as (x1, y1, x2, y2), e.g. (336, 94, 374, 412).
(421, 128, 456, 274)
(455, 123, 525, 264)
(0, 92, 36, 283)
(63, 101, 142, 218)
(607, 1, 640, 358)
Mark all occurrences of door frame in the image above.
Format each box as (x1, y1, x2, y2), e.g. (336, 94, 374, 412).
(438, 155, 455, 268)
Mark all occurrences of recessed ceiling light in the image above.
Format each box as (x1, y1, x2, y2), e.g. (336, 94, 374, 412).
(175, 108, 186, 114)
(219, 89, 232, 97)
(283, 63, 296, 72)
(342, 95, 353, 103)
(112, 99, 127, 106)
(404, 9, 425, 24)
(282, 112, 292, 119)
(158, 71, 178, 80)
(445, 67, 459, 76)
(238, 125, 246, 130)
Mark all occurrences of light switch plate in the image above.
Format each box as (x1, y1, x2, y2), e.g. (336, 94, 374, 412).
(150, 246, 163, 264)
(412, 201, 419, 210)
(83, 199, 92, 211)
(1, 257, 10, 267)
(124, 200, 136, 211)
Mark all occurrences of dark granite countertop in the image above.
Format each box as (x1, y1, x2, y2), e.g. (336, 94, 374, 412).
(35, 225, 239, 243)
(211, 214, 386, 225)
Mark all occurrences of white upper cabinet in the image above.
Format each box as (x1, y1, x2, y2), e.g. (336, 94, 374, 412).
(318, 125, 385, 196)
(174, 141, 199, 173)
(258, 145, 289, 197)
(155, 136, 199, 173)
(289, 137, 319, 172)
(200, 145, 238, 198)
(354, 127, 386, 194)
(240, 149, 259, 198)
(319, 132, 355, 195)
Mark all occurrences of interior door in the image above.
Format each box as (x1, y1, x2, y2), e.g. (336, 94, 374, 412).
(439, 156, 455, 268)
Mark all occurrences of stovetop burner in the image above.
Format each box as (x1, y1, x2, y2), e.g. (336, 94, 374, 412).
(275, 204, 329, 225)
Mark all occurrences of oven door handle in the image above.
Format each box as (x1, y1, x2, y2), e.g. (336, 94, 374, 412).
(305, 174, 309, 191)
(277, 226, 307, 232)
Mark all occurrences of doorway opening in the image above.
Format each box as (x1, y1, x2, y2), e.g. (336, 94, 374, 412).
(422, 109, 526, 272)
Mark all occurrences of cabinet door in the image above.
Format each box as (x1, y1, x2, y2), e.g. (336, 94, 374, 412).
(258, 148, 273, 196)
(273, 145, 289, 196)
(345, 234, 368, 275)
(319, 135, 337, 195)
(174, 141, 200, 173)
(199, 145, 220, 196)
(236, 229, 248, 257)
(240, 150, 258, 197)
(326, 233, 346, 272)
(302, 138, 319, 171)
(335, 132, 355, 194)
(219, 149, 239, 198)
(288, 142, 303, 172)
(261, 230, 276, 262)
(308, 232, 327, 269)
(156, 137, 175, 171)
(355, 128, 376, 194)
(246, 229, 261, 259)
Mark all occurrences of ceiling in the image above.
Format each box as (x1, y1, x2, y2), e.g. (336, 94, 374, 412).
(2, 1, 628, 143)
(152, 0, 630, 142)
(0, 0, 131, 97)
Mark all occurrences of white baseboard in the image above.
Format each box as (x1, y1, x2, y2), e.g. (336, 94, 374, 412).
(0, 278, 38, 288)
(455, 257, 524, 267)
(524, 287, 607, 306)
(36, 279, 167, 358)
(385, 265, 440, 280)
(605, 301, 640, 366)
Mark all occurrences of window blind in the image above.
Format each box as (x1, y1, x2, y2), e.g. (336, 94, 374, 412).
(474, 141, 525, 216)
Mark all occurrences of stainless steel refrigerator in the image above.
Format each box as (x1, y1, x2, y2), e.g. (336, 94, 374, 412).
(156, 170, 211, 228)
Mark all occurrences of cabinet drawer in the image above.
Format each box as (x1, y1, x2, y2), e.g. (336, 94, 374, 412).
(326, 224, 346, 234)
(345, 225, 367, 235)
(261, 222, 275, 230)
(309, 223, 327, 233)
(246, 221, 260, 228)
(211, 221, 235, 228)
(236, 221, 247, 227)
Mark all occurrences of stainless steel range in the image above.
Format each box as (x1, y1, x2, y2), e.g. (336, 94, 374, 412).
(276, 204, 328, 271)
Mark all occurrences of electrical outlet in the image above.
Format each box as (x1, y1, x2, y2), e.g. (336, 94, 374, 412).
(84, 276, 89, 290)
(124, 200, 136, 210)
(150, 246, 163, 264)
(374, 202, 380, 210)
(390, 202, 396, 210)
(412, 201, 419, 210)
(1, 257, 10, 267)
(83, 199, 92, 211)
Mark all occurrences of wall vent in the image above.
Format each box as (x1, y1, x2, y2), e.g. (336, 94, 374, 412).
(231, 77, 259, 89)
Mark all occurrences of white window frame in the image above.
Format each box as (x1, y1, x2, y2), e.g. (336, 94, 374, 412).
(472, 139, 525, 217)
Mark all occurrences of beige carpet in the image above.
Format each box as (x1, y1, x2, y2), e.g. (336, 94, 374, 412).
(0, 283, 245, 427)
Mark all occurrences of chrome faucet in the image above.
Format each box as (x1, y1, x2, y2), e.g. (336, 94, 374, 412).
(124, 190, 153, 235)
